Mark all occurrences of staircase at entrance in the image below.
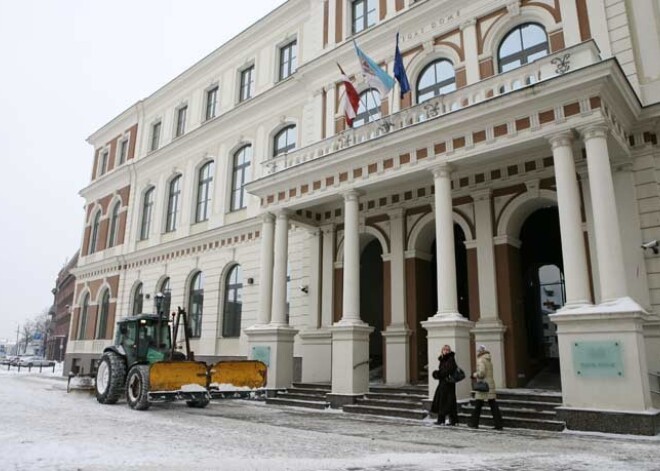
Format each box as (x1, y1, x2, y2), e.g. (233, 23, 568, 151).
(266, 383, 565, 432)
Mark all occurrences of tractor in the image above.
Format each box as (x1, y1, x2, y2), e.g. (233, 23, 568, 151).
(94, 298, 267, 410)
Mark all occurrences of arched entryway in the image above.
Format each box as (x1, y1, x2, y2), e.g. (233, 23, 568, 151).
(519, 207, 564, 390)
(360, 238, 385, 380)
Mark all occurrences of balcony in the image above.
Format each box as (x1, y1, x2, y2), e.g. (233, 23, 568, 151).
(263, 41, 601, 176)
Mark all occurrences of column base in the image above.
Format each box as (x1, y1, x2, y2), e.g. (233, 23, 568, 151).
(244, 324, 299, 389)
(551, 297, 654, 418)
(331, 322, 374, 396)
(422, 315, 474, 401)
(557, 407, 660, 436)
(298, 328, 332, 383)
(382, 324, 411, 385)
(326, 393, 363, 409)
(472, 319, 507, 389)
(643, 315, 660, 409)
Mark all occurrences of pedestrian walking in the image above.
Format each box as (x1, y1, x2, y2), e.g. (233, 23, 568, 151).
(469, 344, 503, 430)
(430, 344, 458, 426)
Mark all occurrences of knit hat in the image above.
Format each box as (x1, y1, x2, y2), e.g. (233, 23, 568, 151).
(477, 344, 487, 354)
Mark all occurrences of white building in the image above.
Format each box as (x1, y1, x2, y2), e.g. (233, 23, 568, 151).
(67, 0, 660, 434)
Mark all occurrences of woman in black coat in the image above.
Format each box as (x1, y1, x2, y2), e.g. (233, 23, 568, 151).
(430, 344, 458, 425)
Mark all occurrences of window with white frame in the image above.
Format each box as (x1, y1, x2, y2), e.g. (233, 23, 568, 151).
(166, 175, 181, 232)
(132, 283, 143, 315)
(416, 59, 456, 103)
(140, 187, 154, 240)
(78, 293, 90, 340)
(196, 161, 214, 222)
(96, 289, 110, 339)
(89, 211, 101, 254)
(239, 66, 254, 102)
(159, 277, 171, 315)
(279, 40, 297, 81)
(222, 265, 243, 338)
(498, 23, 549, 73)
(189, 272, 204, 338)
(273, 125, 296, 156)
(231, 145, 252, 211)
(353, 89, 380, 128)
(98, 150, 109, 176)
(118, 138, 129, 165)
(352, 0, 376, 35)
(108, 201, 120, 248)
(175, 105, 187, 138)
(150, 121, 161, 151)
(205, 86, 219, 121)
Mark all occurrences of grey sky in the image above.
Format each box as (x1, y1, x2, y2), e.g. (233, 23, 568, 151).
(0, 0, 286, 341)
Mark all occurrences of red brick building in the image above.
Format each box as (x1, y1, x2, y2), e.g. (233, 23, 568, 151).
(46, 252, 78, 362)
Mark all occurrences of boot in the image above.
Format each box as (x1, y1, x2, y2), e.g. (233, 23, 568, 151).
(489, 399, 503, 430)
(469, 399, 483, 428)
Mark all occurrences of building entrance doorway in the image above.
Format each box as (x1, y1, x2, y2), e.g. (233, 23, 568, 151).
(520, 207, 564, 390)
(360, 238, 384, 381)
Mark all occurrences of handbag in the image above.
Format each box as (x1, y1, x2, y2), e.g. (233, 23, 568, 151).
(447, 366, 466, 383)
(472, 380, 489, 392)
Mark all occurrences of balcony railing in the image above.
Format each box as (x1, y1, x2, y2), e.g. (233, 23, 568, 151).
(263, 41, 601, 175)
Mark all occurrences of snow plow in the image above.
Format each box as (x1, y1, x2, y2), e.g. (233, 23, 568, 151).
(92, 303, 267, 410)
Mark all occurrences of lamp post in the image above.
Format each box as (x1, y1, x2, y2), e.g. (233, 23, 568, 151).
(154, 292, 164, 351)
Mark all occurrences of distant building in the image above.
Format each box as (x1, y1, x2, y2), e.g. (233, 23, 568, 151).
(46, 252, 78, 362)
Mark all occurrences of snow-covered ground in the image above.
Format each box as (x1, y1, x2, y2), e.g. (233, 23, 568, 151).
(1, 367, 660, 470)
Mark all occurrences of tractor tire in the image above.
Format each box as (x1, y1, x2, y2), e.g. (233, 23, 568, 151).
(186, 395, 210, 408)
(96, 352, 126, 405)
(126, 364, 151, 410)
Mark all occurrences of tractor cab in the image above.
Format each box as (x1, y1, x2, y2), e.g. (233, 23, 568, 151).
(115, 314, 172, 366)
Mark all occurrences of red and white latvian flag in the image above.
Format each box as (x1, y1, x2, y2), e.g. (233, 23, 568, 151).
(337, 63, 360, 127)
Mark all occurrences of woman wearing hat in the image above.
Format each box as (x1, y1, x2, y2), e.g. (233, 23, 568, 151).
(469, 345, 503, 430)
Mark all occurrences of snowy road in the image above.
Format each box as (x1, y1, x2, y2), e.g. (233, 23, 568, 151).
(1, 369, 660, 470)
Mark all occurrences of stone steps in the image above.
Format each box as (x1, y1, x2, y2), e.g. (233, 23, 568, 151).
(355, 398, 425, 410)
(266, 396, 329, 410)
(460, 403, 558, 421)
(343, 403, 427, 420)
(456, 411, 565, 432)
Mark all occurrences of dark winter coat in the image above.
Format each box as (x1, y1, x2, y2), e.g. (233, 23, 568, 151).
(430, 351, 458, 419)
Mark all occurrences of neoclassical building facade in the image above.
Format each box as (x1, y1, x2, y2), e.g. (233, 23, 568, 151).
(67, 0, 660, 433)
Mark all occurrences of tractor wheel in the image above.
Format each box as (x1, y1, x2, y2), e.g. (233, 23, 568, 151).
(96, 352, 126, 405)
(186, 395, 210, 409)
(126, 365, 151, 410)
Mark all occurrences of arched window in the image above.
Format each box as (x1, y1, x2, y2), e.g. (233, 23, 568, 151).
(108, 202, 120, 248)
(159, 277, 171, 315)
(498, 23, 549, 73)
(273, 125, 296, 156)
(416, 60, 456, 103)
(96, 289, 110, 339)
(231, 145, 252, 211)
(89, 211, 101, 254)
(222, 265, 243, 338)
(132, 283, 143, 315)
(140, 187, 154, 240)
(78, 293, 90, 340)
(196, 162, 214, 222)
(189, 272, 204, 338)
(353, 89, 380, 128)
(166, 175, 181, 232)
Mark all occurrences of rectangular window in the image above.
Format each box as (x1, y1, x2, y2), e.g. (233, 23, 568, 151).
(99, 151, 109, 176)
(240, 66, 254, 102)
(118, 138, 128, 165)
(279, 40, 297, 81)
(352, 0, 376, 35)
(150, 122, 161, 152)
(175, 106, 187, 137)
(205, 86, 218, 121)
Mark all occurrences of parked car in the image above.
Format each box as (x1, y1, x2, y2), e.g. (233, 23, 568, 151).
(17, 356, 55, 367)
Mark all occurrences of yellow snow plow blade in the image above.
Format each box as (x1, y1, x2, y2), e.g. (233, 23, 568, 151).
(149, 361, 208, 392)
(209, 360, 267, 389)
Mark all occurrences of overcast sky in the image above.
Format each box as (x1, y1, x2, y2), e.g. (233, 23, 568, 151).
(0, 0, 286, 342)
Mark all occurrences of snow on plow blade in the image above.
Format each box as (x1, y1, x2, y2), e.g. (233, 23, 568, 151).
(149, 361, 208, 392)
(209, 360, 267, 391)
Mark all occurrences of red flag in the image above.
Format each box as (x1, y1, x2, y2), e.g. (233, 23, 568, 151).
(337, 63, 360, 128)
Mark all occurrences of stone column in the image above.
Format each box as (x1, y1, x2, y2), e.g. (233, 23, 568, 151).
(257, 213, 275, 325)
(329, 191, 373, 406)
(299, 228, 332, 383)
(422, 164, 473, 403)
(471, 189, 506, 388)
(321, 224, 335, 327)
(244, 210, 298, 390)
(382, 208, 411, 385)
(460, 19, 479, 85)
(581, 125, 627, 302)
(549, 132, 592, 306)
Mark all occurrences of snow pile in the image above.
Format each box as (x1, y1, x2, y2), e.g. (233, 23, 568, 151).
(180, 383, 206, 392)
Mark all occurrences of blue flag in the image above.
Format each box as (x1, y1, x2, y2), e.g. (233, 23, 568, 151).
(353, 40, 395, 96)
(393, 33, 410, 99)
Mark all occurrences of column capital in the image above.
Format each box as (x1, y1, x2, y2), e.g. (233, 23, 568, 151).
(388, 207, 405, 220)
(275, 209, 291, 220)
(342, 189, 361, 202)
(547, 130, 575, 150)
(321, 223, 336, 235)
(261, 212, 276, 223)
(472, 188, 492, 202)
(579, 123, 609, 142)
(460, 18, 477, 30)
(429, 163, 453, 179)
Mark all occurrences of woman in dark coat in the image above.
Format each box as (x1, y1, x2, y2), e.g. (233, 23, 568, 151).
(430, 344, 458, 425)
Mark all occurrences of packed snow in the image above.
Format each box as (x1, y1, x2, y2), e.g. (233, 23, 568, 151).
(1, 366, 660, 470)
